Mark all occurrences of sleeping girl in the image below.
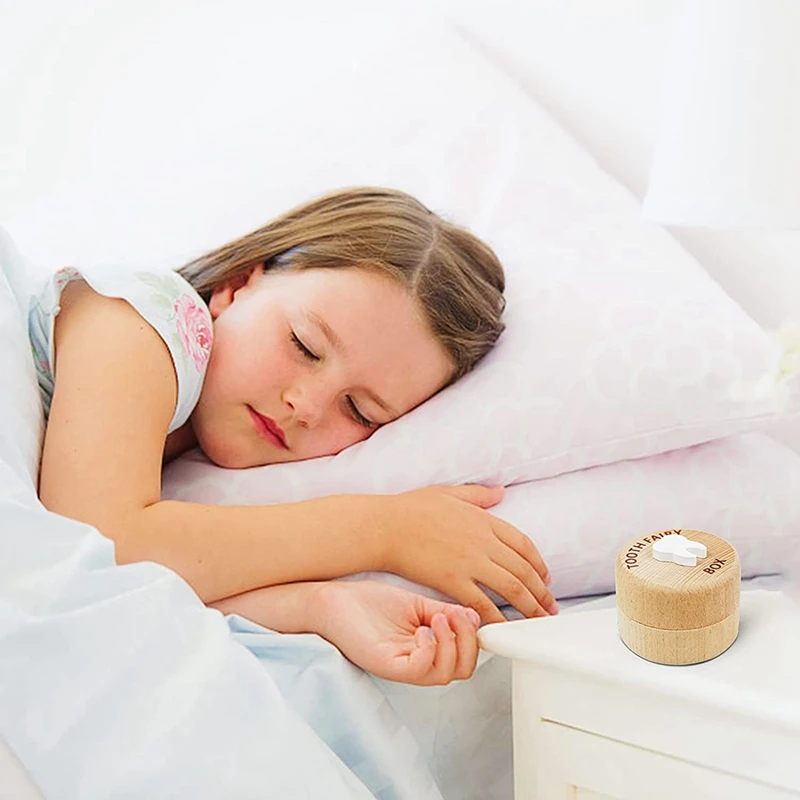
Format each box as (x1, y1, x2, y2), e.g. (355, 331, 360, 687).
(30, 186, 557, 686)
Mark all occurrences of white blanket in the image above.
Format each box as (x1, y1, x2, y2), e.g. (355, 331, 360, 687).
(0, 233, 512, 799)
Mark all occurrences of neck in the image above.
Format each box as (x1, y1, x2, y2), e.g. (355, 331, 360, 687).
(163, 420, 198, 465)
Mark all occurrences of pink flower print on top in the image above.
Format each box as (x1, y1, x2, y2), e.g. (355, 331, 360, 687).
(174, 294, 212, 371)
(54, 267, 82, 291)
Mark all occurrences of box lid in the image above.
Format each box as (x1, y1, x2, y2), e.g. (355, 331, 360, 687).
(615, 529, 740, 630)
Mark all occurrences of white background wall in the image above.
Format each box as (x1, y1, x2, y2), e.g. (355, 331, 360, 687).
(430, 0, 800, 327)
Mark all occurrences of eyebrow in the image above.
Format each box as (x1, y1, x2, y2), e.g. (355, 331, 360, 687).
(302, 309, 399, 420)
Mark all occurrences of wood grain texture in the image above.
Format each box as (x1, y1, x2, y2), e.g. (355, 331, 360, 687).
(615, 529, 740, 665)
(618, 606, 739, 665)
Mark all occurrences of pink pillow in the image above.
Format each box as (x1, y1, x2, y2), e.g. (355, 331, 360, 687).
(164, 433, 800, 602)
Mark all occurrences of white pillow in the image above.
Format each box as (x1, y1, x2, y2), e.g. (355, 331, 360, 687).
(0, 228, 44, 490)
(5, 4, 795, 492)
(164, 433, 800, 603)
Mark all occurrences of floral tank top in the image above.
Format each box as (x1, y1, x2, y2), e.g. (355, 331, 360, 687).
(28, 265, 213, 433)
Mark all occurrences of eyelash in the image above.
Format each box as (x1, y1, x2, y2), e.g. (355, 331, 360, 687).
(290, 333, 376, 428)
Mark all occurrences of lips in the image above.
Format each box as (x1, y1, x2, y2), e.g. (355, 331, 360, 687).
(247, 406, 289, 449)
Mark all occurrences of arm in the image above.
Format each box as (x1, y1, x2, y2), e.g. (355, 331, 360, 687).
(125, 495, 386, 603)
(39, 281, 386, 603)
(209, 581, 323, 632)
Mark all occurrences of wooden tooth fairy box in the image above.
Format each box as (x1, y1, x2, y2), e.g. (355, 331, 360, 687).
(615, 529, 741, 665)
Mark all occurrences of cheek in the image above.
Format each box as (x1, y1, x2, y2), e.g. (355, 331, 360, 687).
(213, 331, 291, 397)
(304, 418, 373, 459)
(333, 422, 375, 452)
(204, 342, 246, 400)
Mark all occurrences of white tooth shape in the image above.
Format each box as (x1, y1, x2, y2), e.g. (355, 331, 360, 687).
(652, 533, 708, 567)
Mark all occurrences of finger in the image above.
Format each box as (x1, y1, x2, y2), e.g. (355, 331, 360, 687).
(453, 583, 507, 626)
(404, 627, 437, 684)
(492, 517, 552, 586)
(419, 575, 508, 626)
(416, 595, 488, 640)
(488, 544, 559, 616)
(476, 561, 554, 619)
(438, 483, 505, 509)
(445, 607, 480, 680)
(429, 612, 458, 684)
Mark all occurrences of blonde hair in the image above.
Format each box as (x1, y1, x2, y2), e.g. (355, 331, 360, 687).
(178, 187, 506, 385)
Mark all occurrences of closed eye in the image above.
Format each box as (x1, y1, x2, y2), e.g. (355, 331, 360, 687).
(346, 396, 376, 429)
(291, 332, 319, 361)
(291, 332, 377, 428)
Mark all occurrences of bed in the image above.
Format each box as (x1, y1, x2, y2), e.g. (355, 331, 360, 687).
(2, 3, 799, 798)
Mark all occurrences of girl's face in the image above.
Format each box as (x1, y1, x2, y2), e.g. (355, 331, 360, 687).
(190, 265, 454, 468)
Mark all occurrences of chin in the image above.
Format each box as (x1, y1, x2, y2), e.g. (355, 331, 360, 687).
(197, 443, 244, 469)
(193, 430, 252, 469)
(205, 451, 249, 469)
(202, 438, 297, 469)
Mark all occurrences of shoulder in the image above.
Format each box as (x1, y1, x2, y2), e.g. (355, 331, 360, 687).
(60, 267, 213, 432)
(55, 276, 180, 418)
(40, 277, 179, 529)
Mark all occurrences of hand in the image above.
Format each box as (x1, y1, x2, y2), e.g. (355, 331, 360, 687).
(380, 484, 557, 624)
(313, 580, 482, 686)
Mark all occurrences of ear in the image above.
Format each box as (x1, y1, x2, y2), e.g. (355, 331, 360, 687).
(208, 267, 259, 319)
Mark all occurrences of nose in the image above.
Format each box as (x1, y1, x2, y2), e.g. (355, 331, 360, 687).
(283, 379, 331, 429)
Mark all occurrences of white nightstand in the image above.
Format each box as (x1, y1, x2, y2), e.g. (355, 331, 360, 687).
(479, 590, 800, 800)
